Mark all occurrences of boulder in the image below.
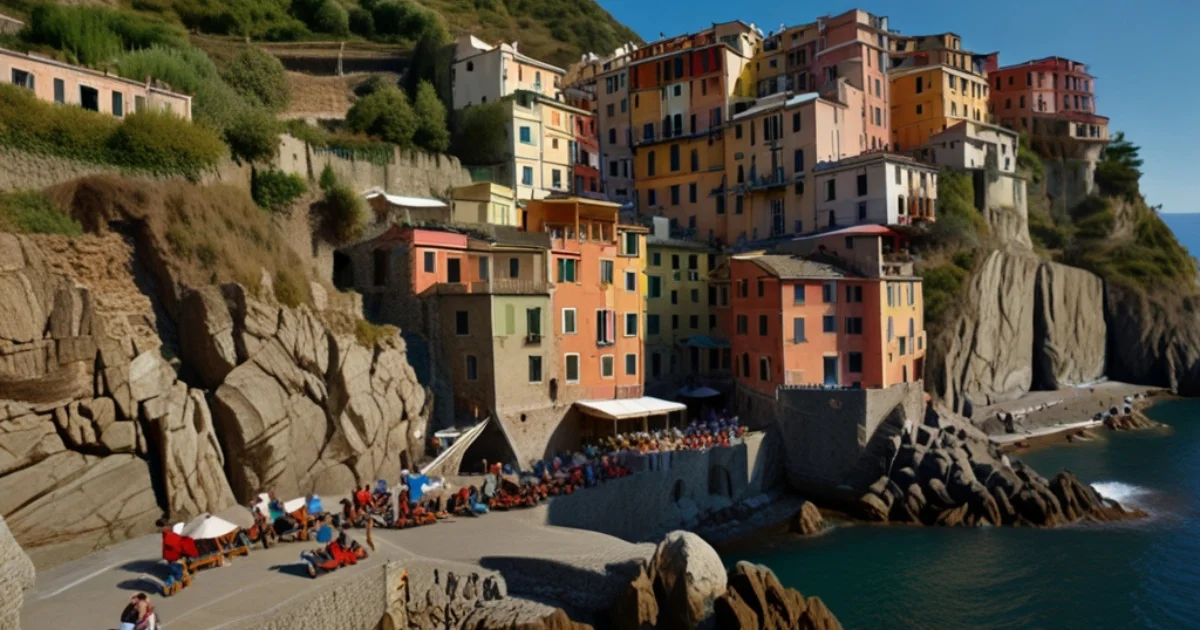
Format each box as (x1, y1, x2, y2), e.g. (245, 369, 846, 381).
(99, 420, 137, 453)
(790, 501, 824, 536)
(0, 515, 35, 630)
(128, 350, 175, 403)
(990, 485, 1015, 525)
(611, 565, 658, 630)
(892, 466, 918, 490)
(966, 482, 1002, 526)
(148, 384, 236, 520)
(933, 503, 971, 527)
(648, 531, 728, 629)
(178, 287, 238, 388)
(923, 478, 956, 511)
(0, 412, 65, 476)
(918, 449, 951, 484)
(717, 562, 843, 630)
(891, 484, 925, 524)
(856, 492, 890, 522)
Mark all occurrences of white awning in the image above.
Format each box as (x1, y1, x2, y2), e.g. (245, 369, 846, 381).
(364, 188, 447, 208)
(574, 397, 686, 420)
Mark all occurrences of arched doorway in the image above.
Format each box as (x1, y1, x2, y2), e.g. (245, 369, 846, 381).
(708, 466, 732, 498)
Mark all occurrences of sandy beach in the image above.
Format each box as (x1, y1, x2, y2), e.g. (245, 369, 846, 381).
(975, 381, 1167, 449)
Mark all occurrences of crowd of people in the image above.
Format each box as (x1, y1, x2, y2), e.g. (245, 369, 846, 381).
(585, 411, 747, 456)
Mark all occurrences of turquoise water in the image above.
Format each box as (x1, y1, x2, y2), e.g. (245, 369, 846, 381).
(723, 400, 1200, 629)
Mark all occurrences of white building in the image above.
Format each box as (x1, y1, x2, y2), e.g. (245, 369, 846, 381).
(451, 35, 565, 109)
(923, 120, 1019, 174)
(812, 153, 938, 229)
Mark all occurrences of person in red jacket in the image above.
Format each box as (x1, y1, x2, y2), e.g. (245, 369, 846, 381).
(157, 518, 198, 593)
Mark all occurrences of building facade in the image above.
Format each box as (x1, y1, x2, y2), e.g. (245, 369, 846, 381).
(451, 35, 565, 108)
(812, 152, 937, 229)
(450, 183, 518, 227)
(1, 47, 192, 119)
(988, 56, 1108, 145)
(887, 33, 993, 151)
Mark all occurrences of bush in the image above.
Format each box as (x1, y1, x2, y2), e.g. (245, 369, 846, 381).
(0, 190, 82, 236)
(319, 163, 338, 191)
(355, 319, 398, 347)
(315, 183, 366, 245)
(348, 7, 375, 37)
(24, 4, 185, 66)
(353, 74, 394, 98)
(412, 80, 449, 152)
(284, 119, 331, 146)
(312, 0, 350, 36)
(116, 45, 246, 133)
(224, 107, 282, 164)
(450, 101, 508, 165)
(274, 267, 308, 306)
(252, 169, 307, 212)
(173, 0, 306, 39)
(107, 110, 228, 175)
(345, 86, 417, 147)
(371, 0, 444, 41)
(221, 46, 291, 112)
(920, 261, 971, 327)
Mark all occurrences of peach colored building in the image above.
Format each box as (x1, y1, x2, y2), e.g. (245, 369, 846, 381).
(0, 47, 192, 119)
(451, 35, 565, 109)
(730, 225, 924, 395)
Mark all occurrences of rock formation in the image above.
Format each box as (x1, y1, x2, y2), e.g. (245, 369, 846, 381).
(0, 515, 35, 630)
(851, 405, 1145, 527)
(1105, 285, 1200, 396)
(1032, 262, 1107, 389)
(612, 531, 842, 630)
(790, 500, 824, 536)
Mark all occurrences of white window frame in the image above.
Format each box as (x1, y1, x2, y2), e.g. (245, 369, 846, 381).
(600, 354, 615, 379)
(565, 353, 581, 384)
(562, 308, 577, 334)
(624, 270, 637, 292)
(624, 353, 638, 376)
(624, 312, 638, 337)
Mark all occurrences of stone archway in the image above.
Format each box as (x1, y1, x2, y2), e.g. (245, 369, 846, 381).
(708, 465, 732, 498)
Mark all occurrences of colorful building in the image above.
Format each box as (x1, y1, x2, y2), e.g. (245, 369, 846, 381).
(988, 56, 1107, 145)
(451, 35, 564, 108)
(887, 33, 994, 151)
(502, 91, 591, 200)
(0, 47, 192, 119)
(565, 44, 640, 203)
(643, 217, 727, 393)
(450, 183, 518, 227)
(730, 225, 924, 395)
(564, 86, 602, 197)
(723, 82, 864, 243)
(812, 152, 937, 229)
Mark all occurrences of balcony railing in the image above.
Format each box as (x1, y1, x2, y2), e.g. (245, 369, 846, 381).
(435, 279, 549, 295)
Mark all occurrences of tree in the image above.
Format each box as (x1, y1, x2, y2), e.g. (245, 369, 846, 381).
(225, 107, 282, 164)
(1096, 131, 1142, 199)
(345, 86, 417, 147)
(348, 7, 375, 37)
(311, 0, 350, 36)
(450, 101, 508, 165)
(372, 0, 444, 41)
(221, 47, 291, 112)
(412, 81, 449, 152)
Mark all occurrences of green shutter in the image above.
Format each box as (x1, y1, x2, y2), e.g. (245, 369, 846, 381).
(505, 304, 515, 335)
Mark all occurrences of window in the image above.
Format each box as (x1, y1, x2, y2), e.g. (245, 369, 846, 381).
(759, 357, 770, 381)
(822, 283, 834, 303)
(672, 314, 679, 329)
(671, 290, 678, 304)
(509, 257, 521, 278)
(648, 275, 662, 298)
(856, 173, 867, 196)
(601, 355, 615, 378)
(528, 356, 543, 382)
(736, 315, 748, 335)
(670, 185, 680, 205)
(597, 309, 615, 344)
(888, 316, 894, 341)
(916, 104, 923, 115)
(735, 124, 743, 139)
(845, 285, 863, 303)
(793, 149, 804, 173)
(793, 317, 806, 343)
(857, 202, 867, 221)
(11, 68, 33, 90)
(598, 259, 614, 284)
(79, 85, 99, 111)
(556, 258, 578, 282)
(689, 183, 697, 203)
(758, 314, 768, 336)
(478, 257, 489, 280)
(621, 231, 640, 256)
(845, 317, 863, 335)
(735, 195, 744, 214)
(562, 308, 577, 334)
(519, 126, 533, 144)
(624, 270, 637, 292)
(624, 313, 638, 336)
(526, 307, 542, 336)
(466, 355, 478, 381)
(648, 189, 657, 206)
(455, 311, 469, 335)
(716, 195, 725, 215)
(689, 315, 699, 329)
(53, 78, 64, 103)
(916, 76, 923, 93)
(848, 352, 863, 374)
(423, 251, 435, 273)
(792, 111, 801, 132)
(647, 150, 656, 176)
(552, 169, 562, 189)
(825, 179, 836, 201)
(112, 92, 124, 117)
(823, 315, 836, 333)
(565, 354, 581, 383)
(647, 314, 660, 335)
(691, 288, 699, 303)
(447, 258, 462, 282)
(792, 284, 806, 304)
(690, 149, 699, 172)
(522, 166, 534, 186)
(670, 145, 680, 171)
(651, 252, 661, 267)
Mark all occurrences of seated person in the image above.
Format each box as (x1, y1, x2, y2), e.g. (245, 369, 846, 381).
(306, 494, 324, 517)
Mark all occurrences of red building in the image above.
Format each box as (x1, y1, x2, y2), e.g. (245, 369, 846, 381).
(988, 56, 1109, 146)
(565, 86, 602, 197)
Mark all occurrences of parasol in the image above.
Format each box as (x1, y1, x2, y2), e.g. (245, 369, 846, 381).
(283, 498, 307, 514)
(180, 514, 239, 540)
(214, 505, 256, 530)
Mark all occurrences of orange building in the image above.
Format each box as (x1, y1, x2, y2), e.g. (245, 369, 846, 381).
(730, 225, 924, 395)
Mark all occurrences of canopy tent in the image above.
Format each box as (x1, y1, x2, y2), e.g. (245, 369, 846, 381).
(679, 385, 721, 398)
(574, 397, 686, 420)
(180, 514, 239, 540)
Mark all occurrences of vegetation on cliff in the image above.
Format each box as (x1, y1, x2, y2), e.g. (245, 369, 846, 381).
(0, 190, 82, 236)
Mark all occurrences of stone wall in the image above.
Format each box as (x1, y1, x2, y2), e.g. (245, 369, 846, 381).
(276, 134, 473, 198)
(0, 516, 35, 630)
(0, 147, 251, 194)
(544, 433, 775, 543)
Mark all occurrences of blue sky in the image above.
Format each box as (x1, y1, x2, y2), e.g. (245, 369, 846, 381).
(599, 0, 1197, 213)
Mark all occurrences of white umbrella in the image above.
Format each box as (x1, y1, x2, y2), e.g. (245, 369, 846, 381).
(214, 505, 255, 530)
(180, 514, 239, 540)
(283, 498, 307, 514)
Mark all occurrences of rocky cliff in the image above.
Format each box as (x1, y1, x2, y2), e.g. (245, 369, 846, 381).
(1105, 285, 1200, 396)
(0, 228, 429, 558)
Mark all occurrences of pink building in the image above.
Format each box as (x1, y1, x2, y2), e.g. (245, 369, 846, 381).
(1, 47, 192, 119)
(988, 56, 1108, 144)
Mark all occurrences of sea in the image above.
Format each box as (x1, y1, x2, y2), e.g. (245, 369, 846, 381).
(721, 399, 1200, 629)
(1162, 213, 1200, 257)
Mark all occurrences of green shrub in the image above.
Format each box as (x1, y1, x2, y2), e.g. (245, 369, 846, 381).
(353, 74, 394, 98)
(24, 4, 185, 66)
(345, 86, 416, 147)
(252, 169, 307, 212)
(412, 80, 449, 152)
(450, 101, 508, 165)
(107, 110, 228, 175)
(355, 319, 398, 347)
(315, 183, 366, 245)
(319, 163, 338, 191)
(920, 262, 971, 327)
(348, 7, 375, 37)
(371, 0, 444, 41)
(0, 190, 82, 236)
(221, 47, 291, 112)
(173, 0, 307, 39)
(285, 119, 331, 146)
(312, 0, 351, 35)
(274, 267, 309, 306)
(116, 45, 246, 133)
(224, 107, 282, 164)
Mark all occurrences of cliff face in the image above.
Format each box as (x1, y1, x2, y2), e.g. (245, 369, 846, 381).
(1105, 285, 1200, 396)
(1033, 262, 1107, 390)
(0, 229, 430, 557)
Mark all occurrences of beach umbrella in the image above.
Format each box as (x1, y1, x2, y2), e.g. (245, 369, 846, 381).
(214, 505, 255, 530)
(180, 514, 239, 540)
(283, 498, 307, 514)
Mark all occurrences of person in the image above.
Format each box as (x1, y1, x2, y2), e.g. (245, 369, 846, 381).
(119, 595, 139, 630)
(131, 592, 153, 630)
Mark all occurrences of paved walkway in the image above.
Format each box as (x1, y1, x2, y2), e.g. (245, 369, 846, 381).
(20, 506, 649, 630)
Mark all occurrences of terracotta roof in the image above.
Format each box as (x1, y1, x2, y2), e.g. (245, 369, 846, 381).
(748, 255, 850, 279)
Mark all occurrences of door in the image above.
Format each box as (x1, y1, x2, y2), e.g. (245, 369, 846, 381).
(823, 356, 839, 386)
(447, 258, 461, 283)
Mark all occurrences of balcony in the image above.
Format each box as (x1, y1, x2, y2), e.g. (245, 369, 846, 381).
(434, 278, 549, 295)
(734, 168, 793, 193)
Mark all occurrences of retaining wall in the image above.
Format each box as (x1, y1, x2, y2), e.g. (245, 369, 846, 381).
(276, 134, 472, 199)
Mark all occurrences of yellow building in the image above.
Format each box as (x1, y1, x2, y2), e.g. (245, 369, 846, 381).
(888, 34, 993, 151)
(450, 182, 517, 226)
(643, 217, 724, 389)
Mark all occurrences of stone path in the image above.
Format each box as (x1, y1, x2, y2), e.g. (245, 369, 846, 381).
(20, 506, 651, 630)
